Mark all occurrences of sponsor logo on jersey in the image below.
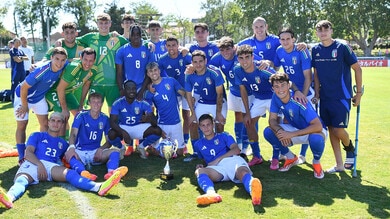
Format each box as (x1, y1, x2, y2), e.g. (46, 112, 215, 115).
(214, 139, 219, 145)
(332, 49, 337, 58)
(242, 77, 248, 82)
(127, 53, 133, 58)
(266, 42, 271, 49)
(194, 82, 199, 87)
(42, 139, 48, 144)
(222, 64, 226, 69)
(141, 51, 146, 58)
(167, 65, 172, 69)
(99, 122, 104, 130)
(85, 123, 90, 127)
(206, 77, 212, 85)
(255, 76, 261, 84)
(121, 108, 127, 113)
(134, 107, 140, 114)
(201, 145, 207, 150)
(292, 57, 297, 65)
(280, 58, 285, 63)
(165, 83, 171, 90)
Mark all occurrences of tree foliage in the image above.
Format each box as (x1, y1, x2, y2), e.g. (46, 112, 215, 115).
(199, 0, 245, 42)
(131, 2, 161, 28)
(14, 0, 62, 43)
(62, 0, 96, 35)
(161, 14, 194, 45)
(321, 0, 390, 56)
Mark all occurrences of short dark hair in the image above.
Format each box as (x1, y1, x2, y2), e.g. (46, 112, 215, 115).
(166, 36, 179, 44)
(194, 23, 208, 32)
(199, 114, 213, 124)
(146, 62, 159, 71)
(217, 36, 234, 49)
(81, 47, 96, 59)
(316, 20, 333, 30)
(278, 27, 294, 38)
(97, 13, 111, 21)
(51, 47, 68, 58)
(236, 45, 253, 56)
(123, 79, 137, 88)
(88, 92, 103, 102)
(147, 20, 161, 28)
(62, 22, 77, 31)
(269, 72, 290, 86)
(191, 50, 206, 60)
(122, 14, 135, 23)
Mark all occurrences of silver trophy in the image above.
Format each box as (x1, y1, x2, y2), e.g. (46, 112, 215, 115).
(159, 139, 178, 180)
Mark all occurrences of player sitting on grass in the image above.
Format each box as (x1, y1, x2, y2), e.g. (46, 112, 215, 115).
(0, 112, 127, 209)
(194, 114, 262, 206)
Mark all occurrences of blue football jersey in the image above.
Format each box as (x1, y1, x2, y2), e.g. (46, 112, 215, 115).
(111, 96, 153, 126)
(158, 52, 192, 87)
(238, 34, 280, 61)
(189, 42, 219, 61)
(194, 132, 236, 164)
(27, 132, 68, 163)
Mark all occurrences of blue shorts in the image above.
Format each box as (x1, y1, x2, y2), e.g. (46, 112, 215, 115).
(320, 99, 351, 128)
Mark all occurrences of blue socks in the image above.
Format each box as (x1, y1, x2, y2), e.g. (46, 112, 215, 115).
(197, 173, 215, 193)
(69, 157, 86, 174)
(242, 173, 252, 194)
(106, 151, 120, 172)
(16, 143, 26, 161)
(65, 169, 95, 191)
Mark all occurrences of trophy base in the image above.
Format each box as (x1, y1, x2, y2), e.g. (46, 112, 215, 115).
(160, 172, 174, 180)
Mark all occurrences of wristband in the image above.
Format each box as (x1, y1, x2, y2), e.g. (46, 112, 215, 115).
(67, 144, 75, 151)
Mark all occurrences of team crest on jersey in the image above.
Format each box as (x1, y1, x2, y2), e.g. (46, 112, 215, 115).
(214, 139, 219, 145)
(160, 45, 165, 51)
(208, 49, 213, 57)
(179, 59, 183, 66)
(134, 107, 140, 114)
(58, 142, 63, 150)
(206, 77, 212, 85)
(110, 40, 115, 47)
(141, 51, 146, 58)
(99, 122, 104, 130)
(255, 76, 261, 84)
(165, 83, 171, 90)
(289, 109, 294, 119)
(292, 56, 297, 65)
(332, 49, 338, 58)
(266, 42, 271, 49)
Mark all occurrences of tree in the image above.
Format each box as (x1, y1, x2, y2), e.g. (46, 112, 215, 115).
(161, 14, 194, 45)
(200, 0, 245, 42)
(131, 2, 161, 28)
(62, 0, 96, 35)
(14, 0, 62, 44)
(321, 0, 390, 56)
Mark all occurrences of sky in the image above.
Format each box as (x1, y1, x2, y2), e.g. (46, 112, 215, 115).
(2, 0, 206, 36)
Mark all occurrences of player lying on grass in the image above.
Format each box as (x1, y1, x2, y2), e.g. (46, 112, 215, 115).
(0, 112, 128, 209)
(193, 114, 262, 206)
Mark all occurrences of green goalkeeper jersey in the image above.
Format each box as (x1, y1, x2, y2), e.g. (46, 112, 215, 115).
(62, 59, 97, 93)
(78, 33, 128, 86)
(44, 40, 85, 61)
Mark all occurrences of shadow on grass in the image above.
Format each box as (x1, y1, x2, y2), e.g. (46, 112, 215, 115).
(0, 102, 13, 110)
(248, 161, 390, 218)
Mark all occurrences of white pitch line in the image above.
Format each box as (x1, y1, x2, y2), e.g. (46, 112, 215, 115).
(59, 183, 97, 219)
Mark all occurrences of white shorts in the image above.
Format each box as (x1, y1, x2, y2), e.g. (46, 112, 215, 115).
(159, 122, 185, 148)
(195, 102, 228, 121)
(75, 148, 105, 165)
(177, 96, 190, 111)
(242, 96, 270, 118)
(119, 123, 151, 140)
(206, 155, 251, 183)
(279, 123, 328, 145)
(15, 160, 58, 184)
(13, 96, 49, 121)
(227, 92, 243, 112)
